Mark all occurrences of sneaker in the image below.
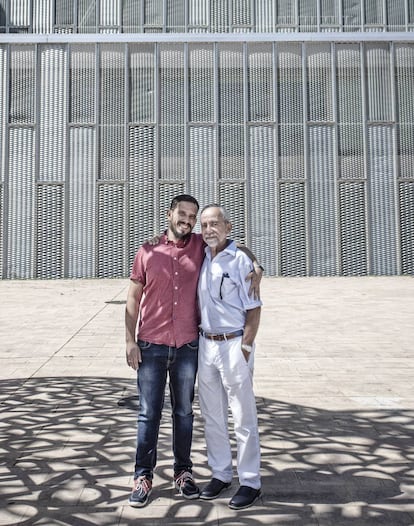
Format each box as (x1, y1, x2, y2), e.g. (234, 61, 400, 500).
(128, 475, 152, 507)
(174, 470, 200, 499)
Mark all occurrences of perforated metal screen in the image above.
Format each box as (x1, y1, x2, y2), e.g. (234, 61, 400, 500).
(0, 17, 413, 279)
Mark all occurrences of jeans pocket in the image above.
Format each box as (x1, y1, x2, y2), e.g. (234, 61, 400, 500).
(137, 340, 152, 350)
(185, 339, 199, 351)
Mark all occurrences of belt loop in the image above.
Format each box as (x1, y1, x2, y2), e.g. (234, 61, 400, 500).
(224, 333, 227, 342)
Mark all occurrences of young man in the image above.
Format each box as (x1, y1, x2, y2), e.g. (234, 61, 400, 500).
(125, 195, 262, 508)
(197, 204, 262, 510)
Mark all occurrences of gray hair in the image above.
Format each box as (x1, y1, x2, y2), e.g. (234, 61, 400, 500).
(200, 203, 231, 222)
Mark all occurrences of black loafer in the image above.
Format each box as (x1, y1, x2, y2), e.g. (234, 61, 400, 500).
(228, 486, 261, 510)
(200, 478, 232, 500)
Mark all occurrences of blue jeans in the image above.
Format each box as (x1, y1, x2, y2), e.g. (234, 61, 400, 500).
(134, 339, 199, 480)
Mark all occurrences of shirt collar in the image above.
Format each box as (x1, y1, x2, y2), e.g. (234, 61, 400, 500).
(162, 231, 190, 248)
(205, 239, 236, 259)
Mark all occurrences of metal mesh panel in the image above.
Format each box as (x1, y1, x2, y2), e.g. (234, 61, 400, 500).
(343, 0, 362, 30)
(278, 43, 304, 180)
(399, 182, 414, 275)
(9, 46, 36, 124)
(130, 43, 155, 124)
(299, 0, 317, 31)
(99, 44, 125, 180)
(387, 0, 406, 31)
(70, 44, 96, 124)
(0, 184, 2, 275)
(307, 43, 333, 123)
(279, 181, 307, 276)
(211, 0, 230, 32)
(160, 44, 185, 179)
(309, 125, 337, 276)
(0, 46, 6, 182)
(97, 183, 125, 277)
(9, 0, 30, 28)
(68, 126, 96, 278)
(255, 0, 275, 33)
(219, 182, 245, 244)
(248, 43, 273, 123)
(189, 44, 215, 123)
(144, 0, 163, 30)
(36, 184, 64, 278)
(188, 0, 208, 32)
(249, 125, 277, 275)
(320, 0, 340, 30)
(189, 126, 216, 217)
(33, 0, 52, 33)
(366, 43, 393, 122)
(158, 182, 185, 232)
(277, 0, 297, 29)
(55, 0, 74, 26)
(365, 0, 384, 26)
(123, 0, 143, 32)
(339, 182, 367, 275)
(395, 44, 414, 179)
(232, 0, 252, 29)
(167, 0, 185, 32)
(100, 0, 120, 28)
(39, 45, 67, 182)
(336, 44, 364, 180)
(218, 44, 244, 179)
(7, 127, 35, 279)
(129, 125, 155, 266)
(79, 0, 96, 33)
(368, 125, 398, 275)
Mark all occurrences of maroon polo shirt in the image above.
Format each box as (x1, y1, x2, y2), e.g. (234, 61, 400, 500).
(130, 232, 205, 348)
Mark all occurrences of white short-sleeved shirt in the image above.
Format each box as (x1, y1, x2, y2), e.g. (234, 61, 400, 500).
(197, 240, 262, 334)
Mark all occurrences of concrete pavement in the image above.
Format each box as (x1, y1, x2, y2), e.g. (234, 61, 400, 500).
(1, 276, 414, 525)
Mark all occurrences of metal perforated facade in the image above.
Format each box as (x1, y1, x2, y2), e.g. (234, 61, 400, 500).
(0, 2, 413, 278)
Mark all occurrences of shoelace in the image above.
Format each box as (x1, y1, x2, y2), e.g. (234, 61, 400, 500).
(175, 471, 193, 487)
(133, 476, 151, 495)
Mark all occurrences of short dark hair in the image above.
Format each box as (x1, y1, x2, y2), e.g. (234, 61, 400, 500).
(170, 194, 199, 211)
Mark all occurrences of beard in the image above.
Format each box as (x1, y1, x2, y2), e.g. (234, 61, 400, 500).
(169, 222, 192, 240)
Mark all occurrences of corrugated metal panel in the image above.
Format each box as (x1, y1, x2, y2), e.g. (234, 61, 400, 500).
(189, 126, 216, 219)
(218, 43, 244, 179)
(219, 182, 245, 244)
(336, 44, 364, 180)
(368, 125, 398, 275)
(100, 0, 120, 28)
(128, 125, 155, 266)
(188, 0, 209, 32)
(387, 0, 406, 31)
(130, 43, 155, 124)
(7, 127, 35, 279)
(97, 182, 125, 277)
(309, 125, 338, 276)
(255, 0, 275, 33)
(36, 183, 64, 278)
(278, 43, 304, 179)
(276, 0, 297, 30)
(321, 0, 340, 30)
(9, 0, 31, 29)
(144, 0, 163, 30)
(68, 126, 96, 278)
(99, 44, 125, 180)
(39, 45, 67, 182)
(189, 43, 215, 123)
(211, 0, 230, 32)
(339, 182, 367, 275)
(307, 43, 333, 123)
(395, 44, 414, 179)
(366, 43, 393, 122)
(9, 46, 36, 124)
(79, 0, 96, 33)
(279, 181, 307, 276)
(232, 0, 252, 29)
(399, 182, 414, 275)
(33, 0, 52, 33)
(249, 125, 277, 275)
(160, 44, 185, 179)
(0, 184, 3, 275)
(248, 43, 273, 123)
(299, 0, 317, 31)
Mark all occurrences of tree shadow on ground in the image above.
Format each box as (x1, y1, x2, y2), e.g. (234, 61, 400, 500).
(1, 377, 413, 525)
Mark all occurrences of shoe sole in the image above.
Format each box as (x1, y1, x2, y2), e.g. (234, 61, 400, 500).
(228, 490, 261, 510)
(128, 489, 152, 508)
(200, 483, 232, 500)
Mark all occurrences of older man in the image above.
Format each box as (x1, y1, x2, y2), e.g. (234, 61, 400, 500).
(197, 204, 262, 510)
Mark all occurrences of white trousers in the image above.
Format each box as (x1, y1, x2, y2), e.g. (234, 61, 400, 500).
(198, 336, 261, 489)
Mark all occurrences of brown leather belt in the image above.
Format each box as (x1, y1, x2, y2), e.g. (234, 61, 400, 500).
(199, 328, 243, 341)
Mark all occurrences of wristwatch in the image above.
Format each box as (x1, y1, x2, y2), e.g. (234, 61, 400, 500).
(241, 343, 253, 353)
